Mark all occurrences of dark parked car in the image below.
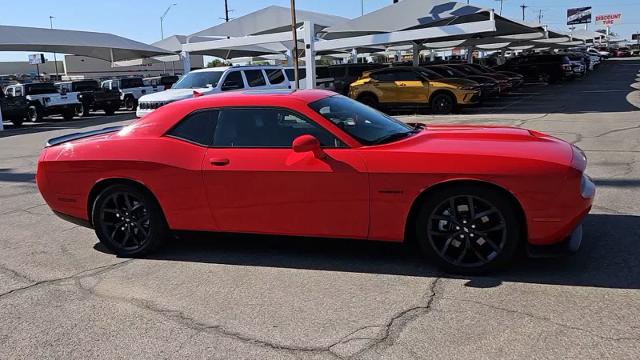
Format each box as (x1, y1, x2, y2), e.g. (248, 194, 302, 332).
(56, 80, 121, 117)
(1, 86, 29, 126)
(143, 75, 179, 90)
(496, 54, 573, 83)
(446, 63, 512, 93)
(328, 63, 385, 95)
(467, 63, 524, 88)
(424, 65, 500, 99)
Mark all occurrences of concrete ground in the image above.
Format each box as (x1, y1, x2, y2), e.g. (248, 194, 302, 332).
(1, 59, 639, 359)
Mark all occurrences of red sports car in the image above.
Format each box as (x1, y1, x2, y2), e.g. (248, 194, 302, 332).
(36, 90, 594, 273)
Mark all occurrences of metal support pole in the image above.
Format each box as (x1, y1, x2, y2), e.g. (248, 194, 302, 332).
(430, 50, 436, 62)
(303, 20, 315, 90)
(286, 49, 293, 66)
(290, 0, 300, 90)
(0, 102, 4, 131)
(467, 47, 474, 64)
(49, 16, 59, 80)
(412, 43, 420, 66)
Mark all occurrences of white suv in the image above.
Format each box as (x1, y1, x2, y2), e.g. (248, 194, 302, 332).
(136, 65, 290, 117)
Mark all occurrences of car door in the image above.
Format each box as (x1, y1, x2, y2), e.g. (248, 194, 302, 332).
(202, 107, 370, 238)
(393, 70, 430, 103)
(368, 70, 401, 104)
(242, 69, 269, 90)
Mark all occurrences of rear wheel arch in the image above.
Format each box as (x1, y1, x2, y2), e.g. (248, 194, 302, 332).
(87, 178, 165, 226)
(403, 179, 527, 246)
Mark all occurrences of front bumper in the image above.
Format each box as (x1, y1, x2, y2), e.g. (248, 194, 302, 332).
(136, 107, 155, 118)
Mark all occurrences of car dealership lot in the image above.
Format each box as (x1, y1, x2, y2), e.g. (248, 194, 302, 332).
(1, 60, 639, 359)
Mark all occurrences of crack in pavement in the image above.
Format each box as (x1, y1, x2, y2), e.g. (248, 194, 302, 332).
(441, 296, 640, 342)
(0, 259, 135, 299)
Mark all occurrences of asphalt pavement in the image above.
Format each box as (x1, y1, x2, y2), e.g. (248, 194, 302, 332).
(1, 59, 639, 359)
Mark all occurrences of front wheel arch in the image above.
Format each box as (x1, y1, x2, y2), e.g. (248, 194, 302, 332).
(87, 178, 165, 228)
(403, 179, 527, 248)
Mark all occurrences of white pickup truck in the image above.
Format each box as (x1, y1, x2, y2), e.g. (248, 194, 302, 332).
(100, 78, 160, 111)
(4, 83, 79, 122)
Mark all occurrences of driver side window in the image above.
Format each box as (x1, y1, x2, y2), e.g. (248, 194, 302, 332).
(221, 71, 244, 91)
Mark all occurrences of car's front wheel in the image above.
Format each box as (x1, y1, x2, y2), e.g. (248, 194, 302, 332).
(430, 93, 455, 115)
(416, 185, 522, 274)
(92, 184, 168, 257)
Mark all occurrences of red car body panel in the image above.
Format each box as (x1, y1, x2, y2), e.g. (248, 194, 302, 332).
(37, 90, 593, 247)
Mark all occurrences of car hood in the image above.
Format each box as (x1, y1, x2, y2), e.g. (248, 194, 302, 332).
(374, 125, 573, 167)
(138, 87, 217, 102)
(466, 75, 498, 85)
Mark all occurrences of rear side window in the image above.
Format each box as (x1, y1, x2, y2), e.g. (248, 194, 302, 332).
(316, 67, 330, 78)
(265, 69, 285, 84)
(329, 67, 346, 78)
(285, 69, 306, 81)
(370, 71, 396, 82)
(168, 110, 219, 146)
(244, 70, 267, 87)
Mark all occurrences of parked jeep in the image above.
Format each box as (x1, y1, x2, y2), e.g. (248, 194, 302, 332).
(4, 83, 79, 122)
(1, 86, 29, 126)
(56, 80, 121, 116)
(100, 78, 158, 111)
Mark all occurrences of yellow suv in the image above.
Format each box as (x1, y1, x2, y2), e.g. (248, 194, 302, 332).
(349, 66, 481, 114)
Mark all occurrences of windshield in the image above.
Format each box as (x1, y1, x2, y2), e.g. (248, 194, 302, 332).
(309, 95, 416, 145)
(172, 71, 224, 89)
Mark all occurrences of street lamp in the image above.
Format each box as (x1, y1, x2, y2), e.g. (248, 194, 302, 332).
(160, 3, 177, 40)
(49, 16, 59, 80)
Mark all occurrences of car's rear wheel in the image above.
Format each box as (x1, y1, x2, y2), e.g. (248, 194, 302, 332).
(104, 105, 117, 116)
(92, 184, 168, 257)
(62, 108, 75, 121)
(416, 185, 521, 274)
(124, 96, 136, 111)
(77, 102, 90, 117)
(357, 94, 379, 109)
(430, 93, 455, 115)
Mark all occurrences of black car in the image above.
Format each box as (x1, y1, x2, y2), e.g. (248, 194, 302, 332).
(144, 75, 179, 90)
(496, 54, 573, 83)
(446, 63, 512, 93)
(467, 63, 524, 88)
(0, 87, 29, 126)
(425, 65, 501, 99)
(56, 80, 121, 116)
(328, 63, 385, 95)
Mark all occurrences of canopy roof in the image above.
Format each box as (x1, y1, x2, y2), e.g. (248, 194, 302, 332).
(321, 0, 542, 44)
(0, 25, 173, 61)
(190, 5, 347, 38)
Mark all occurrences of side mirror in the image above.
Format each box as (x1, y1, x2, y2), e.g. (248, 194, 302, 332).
(292, 135, 326, 159)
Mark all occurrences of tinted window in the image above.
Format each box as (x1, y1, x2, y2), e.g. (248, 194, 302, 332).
(309, 95, 414, 145)
(213, 108, 341, 148)
(284, 68, 306, 81)
(160, 76, 179, 85)
(370, 71, 396, 82)
(316, 66, 330, 78)
(329, 66, 346, 78)
(244, 70, 267, 87)
(393, 70, 422, 81)
(265, 69, 285, 84)
(168, 110, 219, 146)
(73, 81, 99, 92)
(25, 83, 57, 95)
(221, 71, 244, 91)
(14, 87, 22, 97)
(120, 78, 144, 88)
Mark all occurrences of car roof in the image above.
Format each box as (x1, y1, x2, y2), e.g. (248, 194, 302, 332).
(190, 65, 283, 74)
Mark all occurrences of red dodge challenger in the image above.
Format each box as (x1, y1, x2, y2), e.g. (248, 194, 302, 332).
(36, 90, 594, 273)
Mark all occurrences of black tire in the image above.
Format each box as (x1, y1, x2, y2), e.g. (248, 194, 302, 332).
(123, 96, 136, 111)
(92, 184, 168, 257)
(27, 105, 43, 122)
(12, 115, 24, 127)
(77, 102, 91, 117)
(415, 184, 522, 274)
(430, 93, 455, 115)
(62, 108, 75, 121)
(357, 94, 379, 109)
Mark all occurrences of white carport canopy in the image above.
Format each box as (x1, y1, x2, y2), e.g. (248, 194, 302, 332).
(0, 25, 173, 62)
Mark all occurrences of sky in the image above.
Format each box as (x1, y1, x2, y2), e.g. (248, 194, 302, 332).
(1, 0, 639, 62)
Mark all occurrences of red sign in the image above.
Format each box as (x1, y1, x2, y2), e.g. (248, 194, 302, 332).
(595, 13, 622, 25)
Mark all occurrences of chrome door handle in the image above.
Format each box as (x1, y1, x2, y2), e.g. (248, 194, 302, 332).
(210, 158, 230, 166)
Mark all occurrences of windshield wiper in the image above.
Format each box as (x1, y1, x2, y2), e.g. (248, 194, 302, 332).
(371, 130, 419, 145)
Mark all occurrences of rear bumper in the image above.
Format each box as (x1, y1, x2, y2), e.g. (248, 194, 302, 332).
(527, 223, 583, 258)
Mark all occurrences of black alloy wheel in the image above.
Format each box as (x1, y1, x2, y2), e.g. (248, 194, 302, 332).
(92, 185, 167, 256)
(417, 185, 520, 274)
(124, 96, 136, 111)
(77, 102, 90, 117)
(430, 93, 455, 115)
(62, 108, 75, 121)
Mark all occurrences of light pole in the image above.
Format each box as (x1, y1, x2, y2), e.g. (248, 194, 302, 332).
(49, 16, 59, 80)
(160, 3, 177, 74)
(290, 0, 300, 90)
(160, 3, 177, 40)
(494, 0, 504, 16)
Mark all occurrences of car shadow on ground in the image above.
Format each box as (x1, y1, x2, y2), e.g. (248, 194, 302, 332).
(0, 169, 35, 183)
(96, 213, 640, 290)
(0, 113, 134, 139)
